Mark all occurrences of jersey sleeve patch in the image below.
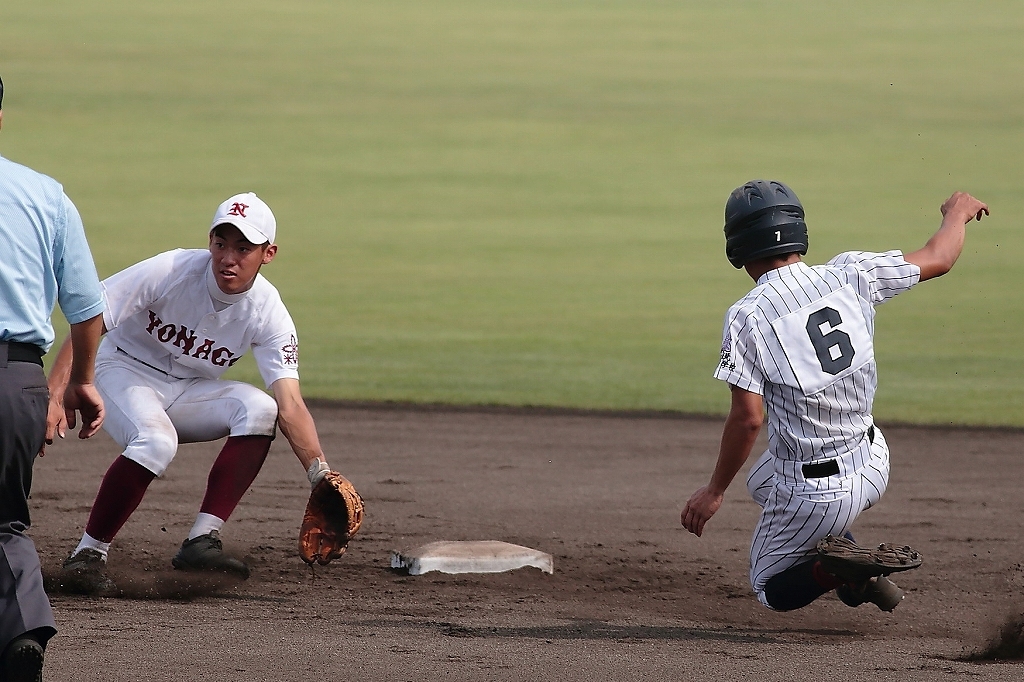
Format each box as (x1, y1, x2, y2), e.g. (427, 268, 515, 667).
(713, 308, 765, 395)
(252, 322, 301, 388)
(718, 332, 736, 372)
(281, 334, 299, 367)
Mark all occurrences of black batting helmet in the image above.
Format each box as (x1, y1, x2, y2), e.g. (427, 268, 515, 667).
(723, 180, 808, 269)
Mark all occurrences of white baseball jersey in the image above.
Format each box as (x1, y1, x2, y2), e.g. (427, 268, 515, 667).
(100, 249, 299, 387)
(713, 250, 920, 605)
(94, 249, 297, 475)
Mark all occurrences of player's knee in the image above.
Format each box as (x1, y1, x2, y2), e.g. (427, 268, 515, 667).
(149, 429, 178, 459)
(251, 391, 279, 431)
(126, 426, 178, 468)
(233, 389, 278, 436)
(761, 561, 829, 611)
(761, 582, 804, 612)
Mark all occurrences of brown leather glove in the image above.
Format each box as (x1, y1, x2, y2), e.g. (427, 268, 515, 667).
(299, 472, 365, 565)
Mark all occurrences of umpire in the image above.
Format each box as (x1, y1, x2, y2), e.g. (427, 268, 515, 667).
(0, 74, 106, 681)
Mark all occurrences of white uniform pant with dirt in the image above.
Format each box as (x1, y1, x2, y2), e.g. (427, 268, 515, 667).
(95, 351, 278, 476)
(745, 428, 890, 608)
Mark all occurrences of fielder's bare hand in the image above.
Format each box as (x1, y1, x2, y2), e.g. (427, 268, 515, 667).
(62, 381, 105, 438)
(40, 382, 103, 456)
(940, 192, 988, 224)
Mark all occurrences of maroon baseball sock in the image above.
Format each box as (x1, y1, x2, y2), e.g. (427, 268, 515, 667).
(198, 435, 272, 522)
(811, 559, 846, 590)
(85, 456, 157, 543)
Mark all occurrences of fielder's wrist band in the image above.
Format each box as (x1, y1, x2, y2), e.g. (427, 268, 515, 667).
(307, 459, 330, 489)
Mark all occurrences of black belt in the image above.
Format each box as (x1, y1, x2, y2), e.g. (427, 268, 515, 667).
(801, 426, 875, 479)
(1, 341, 44, 366)
(802, 459, 839, 478)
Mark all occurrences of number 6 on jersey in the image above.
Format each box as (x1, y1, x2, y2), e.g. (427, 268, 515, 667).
(770, 285, 873, 396)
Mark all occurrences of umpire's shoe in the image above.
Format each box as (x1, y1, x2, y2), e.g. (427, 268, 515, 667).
(60, 548, 118, 597)
(816, 534, 922, 583)
(172, 530, 250, 578)
(1, 636, 44, 682)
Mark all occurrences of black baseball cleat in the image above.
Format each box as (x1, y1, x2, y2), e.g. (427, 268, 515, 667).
(2, 636, 44, 682)
(816, 534, 922, 583)
(836, 575, 906, 612)
(172, 530, 250, 578)
(59, 548, 118, 597)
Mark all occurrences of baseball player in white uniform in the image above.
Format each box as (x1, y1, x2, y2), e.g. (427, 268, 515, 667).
(46, 192, 343, 594)
(681, 180, 988, 612)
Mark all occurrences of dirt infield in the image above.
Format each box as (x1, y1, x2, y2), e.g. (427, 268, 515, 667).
(29, 404, 1024, 681)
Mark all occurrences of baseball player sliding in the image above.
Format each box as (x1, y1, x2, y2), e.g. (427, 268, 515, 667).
(47, 193, 361, 595)
(682, 181, 988, 612)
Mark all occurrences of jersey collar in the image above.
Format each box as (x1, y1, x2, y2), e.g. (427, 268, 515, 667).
(206, 263, 250, 306)
(756, 260, 809, 286)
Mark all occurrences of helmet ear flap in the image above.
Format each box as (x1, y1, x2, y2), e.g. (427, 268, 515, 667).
(724, 180, 808, 268)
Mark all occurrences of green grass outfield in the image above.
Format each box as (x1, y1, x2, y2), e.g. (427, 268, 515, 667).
(2, 1, 1021, 426)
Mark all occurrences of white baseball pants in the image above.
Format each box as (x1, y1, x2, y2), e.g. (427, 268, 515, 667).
(95, 351, 278, 476)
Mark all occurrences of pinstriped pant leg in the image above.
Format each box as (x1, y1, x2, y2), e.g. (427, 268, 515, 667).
(749, 432, 891, 608)
(851, 427, 890, 515)
(750, 495, 857, 607)
(746, 449, 774, 508)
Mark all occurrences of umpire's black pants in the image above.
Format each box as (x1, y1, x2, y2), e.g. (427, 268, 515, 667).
(0, 344, 57, 654)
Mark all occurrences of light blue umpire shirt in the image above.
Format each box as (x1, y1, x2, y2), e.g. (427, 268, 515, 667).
(0, 154, 105, 352)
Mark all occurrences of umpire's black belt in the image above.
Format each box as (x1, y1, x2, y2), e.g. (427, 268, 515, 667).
(1, 340, 44, 366)
(801, 426, 875, 479)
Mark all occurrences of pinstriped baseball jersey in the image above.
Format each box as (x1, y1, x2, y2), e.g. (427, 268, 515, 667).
(713, 250, 921, 606)
(715, 251, 920, 490)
